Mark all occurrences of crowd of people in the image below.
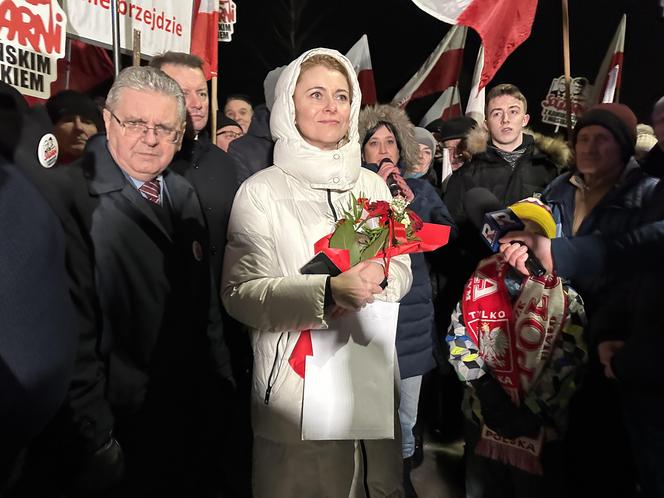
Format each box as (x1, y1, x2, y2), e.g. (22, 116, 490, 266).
(1, 45, 663, 498)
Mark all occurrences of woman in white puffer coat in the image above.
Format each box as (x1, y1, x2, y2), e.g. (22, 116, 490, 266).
(221, 48, 412, 497)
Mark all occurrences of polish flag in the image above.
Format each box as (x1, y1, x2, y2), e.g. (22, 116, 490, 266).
(465, 44, 485, 123)
(591, 15, 626, 105)
(411, 0, 538, 90)
(345, 34, 377, 106)
(601, 65, 620, 104)
(419, 86, 462, 126)
(191, 0, 220, 79)
(392, 25, 466, 110)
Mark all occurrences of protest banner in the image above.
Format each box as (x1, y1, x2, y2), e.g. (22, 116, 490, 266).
(541, 75, 591, 129)
(0, 0, 67, 98)
(63, 0, 193, 57)
(218, 0, 236, 42)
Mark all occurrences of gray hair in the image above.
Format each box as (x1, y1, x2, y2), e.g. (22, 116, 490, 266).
(106, 66, 186, 124)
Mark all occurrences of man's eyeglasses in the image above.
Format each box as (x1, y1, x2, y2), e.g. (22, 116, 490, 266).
(107, 109, 181, 144)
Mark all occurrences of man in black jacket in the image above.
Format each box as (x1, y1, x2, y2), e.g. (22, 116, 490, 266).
(444, 84, 563, 224)
(440, 85, 566, 352)
(152, 52, 251, 497)
(150, 52, 239, 282)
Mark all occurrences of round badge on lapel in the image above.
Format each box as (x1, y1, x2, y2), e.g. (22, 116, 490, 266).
(192, 241, 204, 262)
(38, 133, 59, 168)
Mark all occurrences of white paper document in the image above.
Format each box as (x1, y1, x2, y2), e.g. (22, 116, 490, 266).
(301, 301, 400, 440)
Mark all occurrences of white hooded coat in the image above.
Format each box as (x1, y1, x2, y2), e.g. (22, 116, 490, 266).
(221, 48, 412, 444)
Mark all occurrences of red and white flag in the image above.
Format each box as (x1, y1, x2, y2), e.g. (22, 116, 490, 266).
(345, 34, 377, 106)
(411, 0, 538, 90)
(191, 0, 220, 79)
(392, 24, 466, 112)
(419, 86, 462, 126)
(590, 14, 626, 105)
(465, 44, 485, 122)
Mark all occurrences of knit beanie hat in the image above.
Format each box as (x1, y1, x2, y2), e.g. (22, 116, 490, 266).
(413, 127, 436, 156)
(46, 90, 103, 130)
(573, 103, 637, 161)
(216, 111, 242, 133)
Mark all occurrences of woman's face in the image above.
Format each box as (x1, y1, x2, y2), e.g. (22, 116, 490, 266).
(53, 115, 98, 159)
(363, 125, 400, 165)
(224, 99, 253, 134)
(293, 64, 351, 151)
(412, 143, 432, 173)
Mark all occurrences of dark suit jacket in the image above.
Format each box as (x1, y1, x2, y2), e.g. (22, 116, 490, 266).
(170, 132, 238, 283)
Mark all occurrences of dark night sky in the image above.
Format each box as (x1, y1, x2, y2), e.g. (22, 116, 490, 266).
(218, 0, 664, 131)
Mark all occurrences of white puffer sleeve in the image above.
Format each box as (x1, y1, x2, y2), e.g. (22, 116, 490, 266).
(221, 178, 328, 333)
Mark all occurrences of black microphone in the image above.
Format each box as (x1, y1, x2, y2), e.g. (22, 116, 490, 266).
(463, 188, 546, 277)
(378, 158, 401, 197)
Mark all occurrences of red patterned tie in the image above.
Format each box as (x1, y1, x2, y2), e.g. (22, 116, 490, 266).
(139, 178, 161, 205)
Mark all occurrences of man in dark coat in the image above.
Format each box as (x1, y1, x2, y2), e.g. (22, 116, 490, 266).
(441, 84, 567, 347)
(150, 52, 239, 283)
(444, 84, 564, 224)
(16, 67, 232, 498)
(152, 52, 251, 497)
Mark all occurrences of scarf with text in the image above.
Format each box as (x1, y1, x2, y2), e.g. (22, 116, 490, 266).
(462, 255, 567, 473)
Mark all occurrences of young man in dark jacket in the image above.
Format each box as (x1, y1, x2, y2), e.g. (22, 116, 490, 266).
(444, 84, 565, 225)
(441, 85, 569, 356)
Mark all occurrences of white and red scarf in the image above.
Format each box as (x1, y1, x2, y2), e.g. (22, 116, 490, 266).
(462, 255, 568, 474)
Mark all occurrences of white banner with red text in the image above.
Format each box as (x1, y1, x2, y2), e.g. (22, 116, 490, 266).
(62, 0, 193, 57)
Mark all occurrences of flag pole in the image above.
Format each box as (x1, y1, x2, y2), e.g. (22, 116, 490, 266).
(132, 30, 141, 67)
(64, 38, 72, 89)
(211, 75, 218, 140)
(561, 0, 573, 143)
(110, 0, 121, 76)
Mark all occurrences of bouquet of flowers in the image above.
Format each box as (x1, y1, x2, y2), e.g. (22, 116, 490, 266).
(313, 195, 450, 275)
(290, 194, 452, 378)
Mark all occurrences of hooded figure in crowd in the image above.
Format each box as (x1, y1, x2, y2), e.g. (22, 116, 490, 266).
(221, 49, 412, 498)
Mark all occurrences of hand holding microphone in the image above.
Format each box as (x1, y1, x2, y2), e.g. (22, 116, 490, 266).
(463, 188, 553, 277)
(499, 233, 553, 276)
(377, 158, 414, 201)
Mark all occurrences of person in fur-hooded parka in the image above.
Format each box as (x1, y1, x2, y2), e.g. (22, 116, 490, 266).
(358, 102, 459, 491)
(359, 104, 421, 169)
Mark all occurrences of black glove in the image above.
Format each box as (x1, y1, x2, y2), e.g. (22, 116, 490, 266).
(70, 437, 125, 496)
(471, 375, 541, 439)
